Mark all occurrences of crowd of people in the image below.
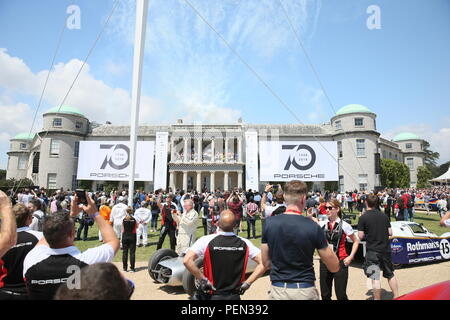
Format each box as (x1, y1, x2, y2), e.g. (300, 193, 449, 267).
(0, 182, 448, 300)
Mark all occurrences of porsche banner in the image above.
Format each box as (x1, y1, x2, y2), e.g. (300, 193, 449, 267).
(153, 132, 169, 190)
(259, 141, 338, 181)
(245, 131, 259, 191)
(77, 141, 155, 181)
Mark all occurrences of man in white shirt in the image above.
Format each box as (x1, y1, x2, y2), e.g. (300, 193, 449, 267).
(134, 201, 151, 247)
(261, 184, 286, 220)
(336, 193, 343, 206)
(23, 192, 119, 300)
(27, 199, 45, 232)
(110, 197, 128, 242)
(172, 199, 198, 255)
(437, 196, 448, 218)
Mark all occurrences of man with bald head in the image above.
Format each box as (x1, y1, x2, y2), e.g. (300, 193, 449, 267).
(184, 210, 266, 300)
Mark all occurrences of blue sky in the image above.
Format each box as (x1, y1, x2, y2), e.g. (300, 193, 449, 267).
(0, 0, 449, 169)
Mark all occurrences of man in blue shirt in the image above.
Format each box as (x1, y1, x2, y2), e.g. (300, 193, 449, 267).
(261, 180, 339, 300)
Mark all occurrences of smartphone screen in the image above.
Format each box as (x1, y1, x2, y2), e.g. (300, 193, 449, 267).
(76, 189, 88, 205)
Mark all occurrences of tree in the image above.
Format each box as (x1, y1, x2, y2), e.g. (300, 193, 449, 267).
(417, 166, 433, 188)
(0, 178, 34, 189)
(324, 181, 338, 192)
(381, 158, 410, 188)
(422, 141, 441, 177)
(436, 161, 450, 177)
(103, 181, 119, 193)
(77, 180, 93, 190)
(0, 169, 6, 180)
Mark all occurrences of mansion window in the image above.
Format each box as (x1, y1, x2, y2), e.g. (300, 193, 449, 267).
(50, 140, 60, 157)
(18, 156, 27, 170)
(53, 118, 62, 127)
(74, 141, 80, 157)
(356, 139, 365, 156)
(358, 174, 368, 191)
(407, 158, 414, 170)
(47, 173, 57, 189)
(337, 141, 343, 158)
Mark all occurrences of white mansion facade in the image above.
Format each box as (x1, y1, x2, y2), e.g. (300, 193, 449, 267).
(6, 104, 427, 192)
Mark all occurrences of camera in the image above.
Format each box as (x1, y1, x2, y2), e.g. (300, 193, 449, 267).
(75, 189, 88, 205)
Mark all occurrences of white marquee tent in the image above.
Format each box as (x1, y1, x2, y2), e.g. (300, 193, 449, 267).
(430, 167, 450, 184)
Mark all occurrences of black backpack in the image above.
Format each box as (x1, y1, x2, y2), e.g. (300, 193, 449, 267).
(406, 195, 414, 209)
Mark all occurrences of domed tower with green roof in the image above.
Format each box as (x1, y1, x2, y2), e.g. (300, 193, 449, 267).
(6, 132, 37, 180)
(392, 132, 426, 187)
(330, 104, 380, 192)
(37, 105, 90, 190)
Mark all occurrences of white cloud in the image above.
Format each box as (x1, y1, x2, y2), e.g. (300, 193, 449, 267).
(0, 98, 36, 168)
(0, 49, 236, 126)
(105, 60, 128, 77)
(107, 0, 322, 123)
(383, 124, 450, 165)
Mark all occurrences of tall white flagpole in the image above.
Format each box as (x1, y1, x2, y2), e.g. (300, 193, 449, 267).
(128, 0, 149, 207)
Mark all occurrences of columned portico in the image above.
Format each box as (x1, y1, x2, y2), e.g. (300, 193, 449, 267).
(169, 171, 175, 191)
(183, 138, 188, 162)
(237, 170, 243, 188)
(210, 171, 215, 191)
(224, 171, 229, 191)
(238, 137, 242, 162)
(182, 170, 188, 191)
(196, 171, 202, 192)
(224, 138, 229, 163)
(197, 138, 202, 162)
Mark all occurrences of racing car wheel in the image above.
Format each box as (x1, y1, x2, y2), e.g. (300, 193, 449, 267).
(182, 256, 204, 297)
(148, 248, 179, 282)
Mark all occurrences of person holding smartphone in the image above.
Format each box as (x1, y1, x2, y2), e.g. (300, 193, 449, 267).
(23, 192, 119, 299)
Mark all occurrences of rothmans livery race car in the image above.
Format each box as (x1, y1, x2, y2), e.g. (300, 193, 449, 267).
(147, 248, 257, 296)
(349, 221, 450, 266)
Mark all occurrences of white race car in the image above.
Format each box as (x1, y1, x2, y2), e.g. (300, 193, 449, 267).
(348, 221, 450, 266)
(147, 248, 257, 296)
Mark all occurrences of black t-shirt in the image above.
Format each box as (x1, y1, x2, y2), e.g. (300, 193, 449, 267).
(306, 198, 317, 208)
(122, 218, 137, 240)
(262, 214, 328, 283)
(204, 235, 248, 294)
(0, 228, 41, 293)
(357, 209, 391, 253)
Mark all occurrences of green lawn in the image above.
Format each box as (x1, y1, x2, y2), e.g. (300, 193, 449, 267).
(75, 217, 265, 263)
(74, 210, 447, 263)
